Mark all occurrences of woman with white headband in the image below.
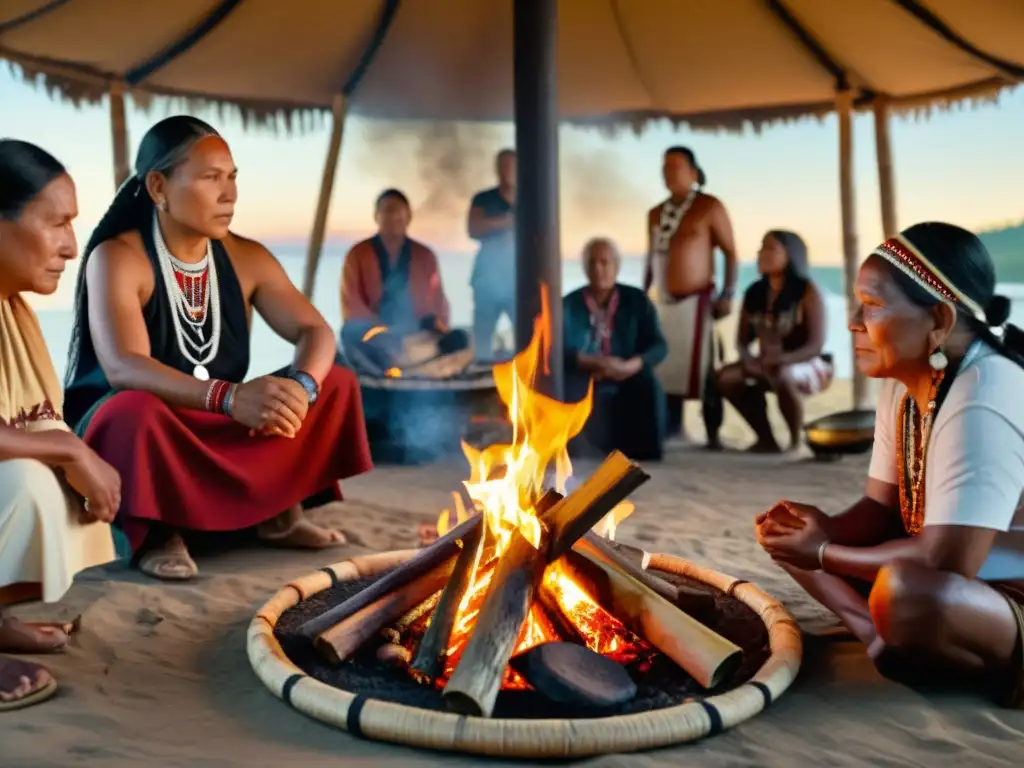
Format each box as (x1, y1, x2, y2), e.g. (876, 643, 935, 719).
(755, 222, 1024, 708)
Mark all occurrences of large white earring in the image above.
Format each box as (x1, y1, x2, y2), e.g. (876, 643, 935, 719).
(929, 349, 948, 371)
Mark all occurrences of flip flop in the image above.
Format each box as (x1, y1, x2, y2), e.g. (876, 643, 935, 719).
(138, 548, 199, 582)
(0, 658, 57, 712)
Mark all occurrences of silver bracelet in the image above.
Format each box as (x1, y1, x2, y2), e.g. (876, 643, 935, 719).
(817, 539, 831, 570)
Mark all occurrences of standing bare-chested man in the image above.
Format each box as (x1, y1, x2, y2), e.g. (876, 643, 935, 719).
(644, 146, 738, 449)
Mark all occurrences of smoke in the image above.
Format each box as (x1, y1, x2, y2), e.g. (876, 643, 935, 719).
(356, 120, 643, 251)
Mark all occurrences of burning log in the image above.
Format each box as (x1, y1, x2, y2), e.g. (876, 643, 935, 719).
(410, 521, 484, 679)
(562, 548, 742, 688)
(412, 490, 562, 680)
(314, 559, 456, 664)
(381, 590, 442, 643)
(442, 528, 548, 716)
(544, 452, 650, 560)
(297, 514, 480, 639)
(575, 534, 716, 621)
(442, 452, 649, 717)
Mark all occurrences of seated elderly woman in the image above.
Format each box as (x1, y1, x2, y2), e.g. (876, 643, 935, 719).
(63, 116, 373, 582)
(0, 140, 116, 710)
(717, 230, 831, 452)
(340, 189, 470, 377)
(756, 222, 1024, 708)
(564, 238, 668, 461)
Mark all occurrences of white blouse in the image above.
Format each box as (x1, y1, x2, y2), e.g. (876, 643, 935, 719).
(869, 341, 1024, 581)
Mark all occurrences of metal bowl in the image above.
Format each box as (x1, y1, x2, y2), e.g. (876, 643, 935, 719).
(804, 409, 875, 461)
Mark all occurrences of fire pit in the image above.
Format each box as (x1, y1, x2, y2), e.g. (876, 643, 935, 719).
(249, 549, 799, 757)
(247, 296, 800, 756)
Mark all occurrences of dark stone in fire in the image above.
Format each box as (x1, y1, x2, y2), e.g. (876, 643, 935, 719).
(275, 568, 769, 720)
(509, 642, 636, 708)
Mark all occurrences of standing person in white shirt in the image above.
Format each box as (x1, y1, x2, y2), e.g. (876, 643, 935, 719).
(755, 222, 1024, 709)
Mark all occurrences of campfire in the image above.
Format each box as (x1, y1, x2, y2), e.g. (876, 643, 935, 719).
(298, 292, 741, 715)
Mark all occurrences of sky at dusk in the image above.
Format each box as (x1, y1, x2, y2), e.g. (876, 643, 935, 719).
(2, 68, 1022, 272)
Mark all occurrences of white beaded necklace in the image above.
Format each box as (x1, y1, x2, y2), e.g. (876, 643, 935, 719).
(649, 185, 698, 302)
(152, 213, 222, 380)
(652, 186, 698, 256)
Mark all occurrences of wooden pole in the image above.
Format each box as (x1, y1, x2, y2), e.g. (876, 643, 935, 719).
(513, 0, 563, 400)
(108, 82, 130, 189)
(873, 97, 898, 240)
(836, 90, 867, 409)
(302, 93, 348, 299)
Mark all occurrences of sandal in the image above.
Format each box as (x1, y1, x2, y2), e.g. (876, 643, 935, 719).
(0, 656, 57, 712)
(138, 535, 198, 581)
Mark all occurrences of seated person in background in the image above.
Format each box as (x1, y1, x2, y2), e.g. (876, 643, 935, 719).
(340, 189, 469, 376)
(564, 238, 668, 461)
(63, 116, 373, 582)
(0, 140, 116, 710)
(756, 223, 1024, 709)
(716, 230, 831, 452)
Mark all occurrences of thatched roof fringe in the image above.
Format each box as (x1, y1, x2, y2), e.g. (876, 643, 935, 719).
(5, 57, 1018, 139)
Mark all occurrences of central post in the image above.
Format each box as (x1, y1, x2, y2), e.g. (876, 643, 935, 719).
(513, 0, 563, 400)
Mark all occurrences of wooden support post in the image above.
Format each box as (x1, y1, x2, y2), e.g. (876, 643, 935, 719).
(836, 90, 868, 409)
(873, 97, 898, 240)
(108, 82, 130, 189)
(302, 94, 348, 299)
(513, 0, 563, 400)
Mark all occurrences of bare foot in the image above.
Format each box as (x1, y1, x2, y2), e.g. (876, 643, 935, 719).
(0, 656, 56, 711)
(0, 616, 72, 654)
(258, 509, 345, 549)
(138, 533, 199, 581)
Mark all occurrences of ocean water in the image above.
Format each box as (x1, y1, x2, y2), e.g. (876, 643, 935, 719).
(37, 246, 1024, 383)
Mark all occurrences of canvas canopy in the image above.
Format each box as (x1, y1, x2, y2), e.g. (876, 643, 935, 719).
(1, 0, 1022, 129)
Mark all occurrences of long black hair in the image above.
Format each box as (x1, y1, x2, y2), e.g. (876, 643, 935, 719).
(64, 116, 220, 387)
(745, 229, 811, 319)
(0, 139, 66, 220)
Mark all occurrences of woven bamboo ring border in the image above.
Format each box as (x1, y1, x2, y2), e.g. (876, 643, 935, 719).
(247, 550, 802, 758)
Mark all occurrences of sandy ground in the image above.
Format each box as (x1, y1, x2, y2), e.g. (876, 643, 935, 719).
(5, 381, 1024, 767)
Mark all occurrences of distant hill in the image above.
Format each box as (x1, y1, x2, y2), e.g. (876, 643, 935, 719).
(978, 221, 1024, 283)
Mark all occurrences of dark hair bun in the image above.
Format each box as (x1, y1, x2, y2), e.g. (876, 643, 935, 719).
(986, 294, 1011, 327)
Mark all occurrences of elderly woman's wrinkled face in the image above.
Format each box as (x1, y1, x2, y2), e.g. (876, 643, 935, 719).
(585, 242, 619, 292)
(149, 136, 238, 240)
(0, 174, 78, 296)
(757, 234, 788, 276)
(849, 256, 948, 379)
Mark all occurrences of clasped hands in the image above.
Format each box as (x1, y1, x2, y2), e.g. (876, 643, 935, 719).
(229, 375, 310, 439)
(755, 499, 833, 571)
(591, 355, 643, 382)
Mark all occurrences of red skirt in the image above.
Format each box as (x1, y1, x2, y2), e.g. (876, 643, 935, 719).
(82, 365, 373, 551)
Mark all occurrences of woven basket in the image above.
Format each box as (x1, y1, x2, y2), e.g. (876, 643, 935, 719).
(248, 550, 802, 758)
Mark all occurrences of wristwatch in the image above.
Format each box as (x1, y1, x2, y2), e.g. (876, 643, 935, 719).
(287, 369, 320, 405)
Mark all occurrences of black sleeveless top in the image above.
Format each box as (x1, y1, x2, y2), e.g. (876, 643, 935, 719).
(64, 226, 250, 427)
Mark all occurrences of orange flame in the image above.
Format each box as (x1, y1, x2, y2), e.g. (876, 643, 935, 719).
(430, 285, 600, 687)
(385, 367, 402, 378)
(362, 325, 388, 342)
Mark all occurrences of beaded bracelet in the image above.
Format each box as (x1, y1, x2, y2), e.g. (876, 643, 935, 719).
(222, 383, 238, 418)
(205, 379, 232, 413)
